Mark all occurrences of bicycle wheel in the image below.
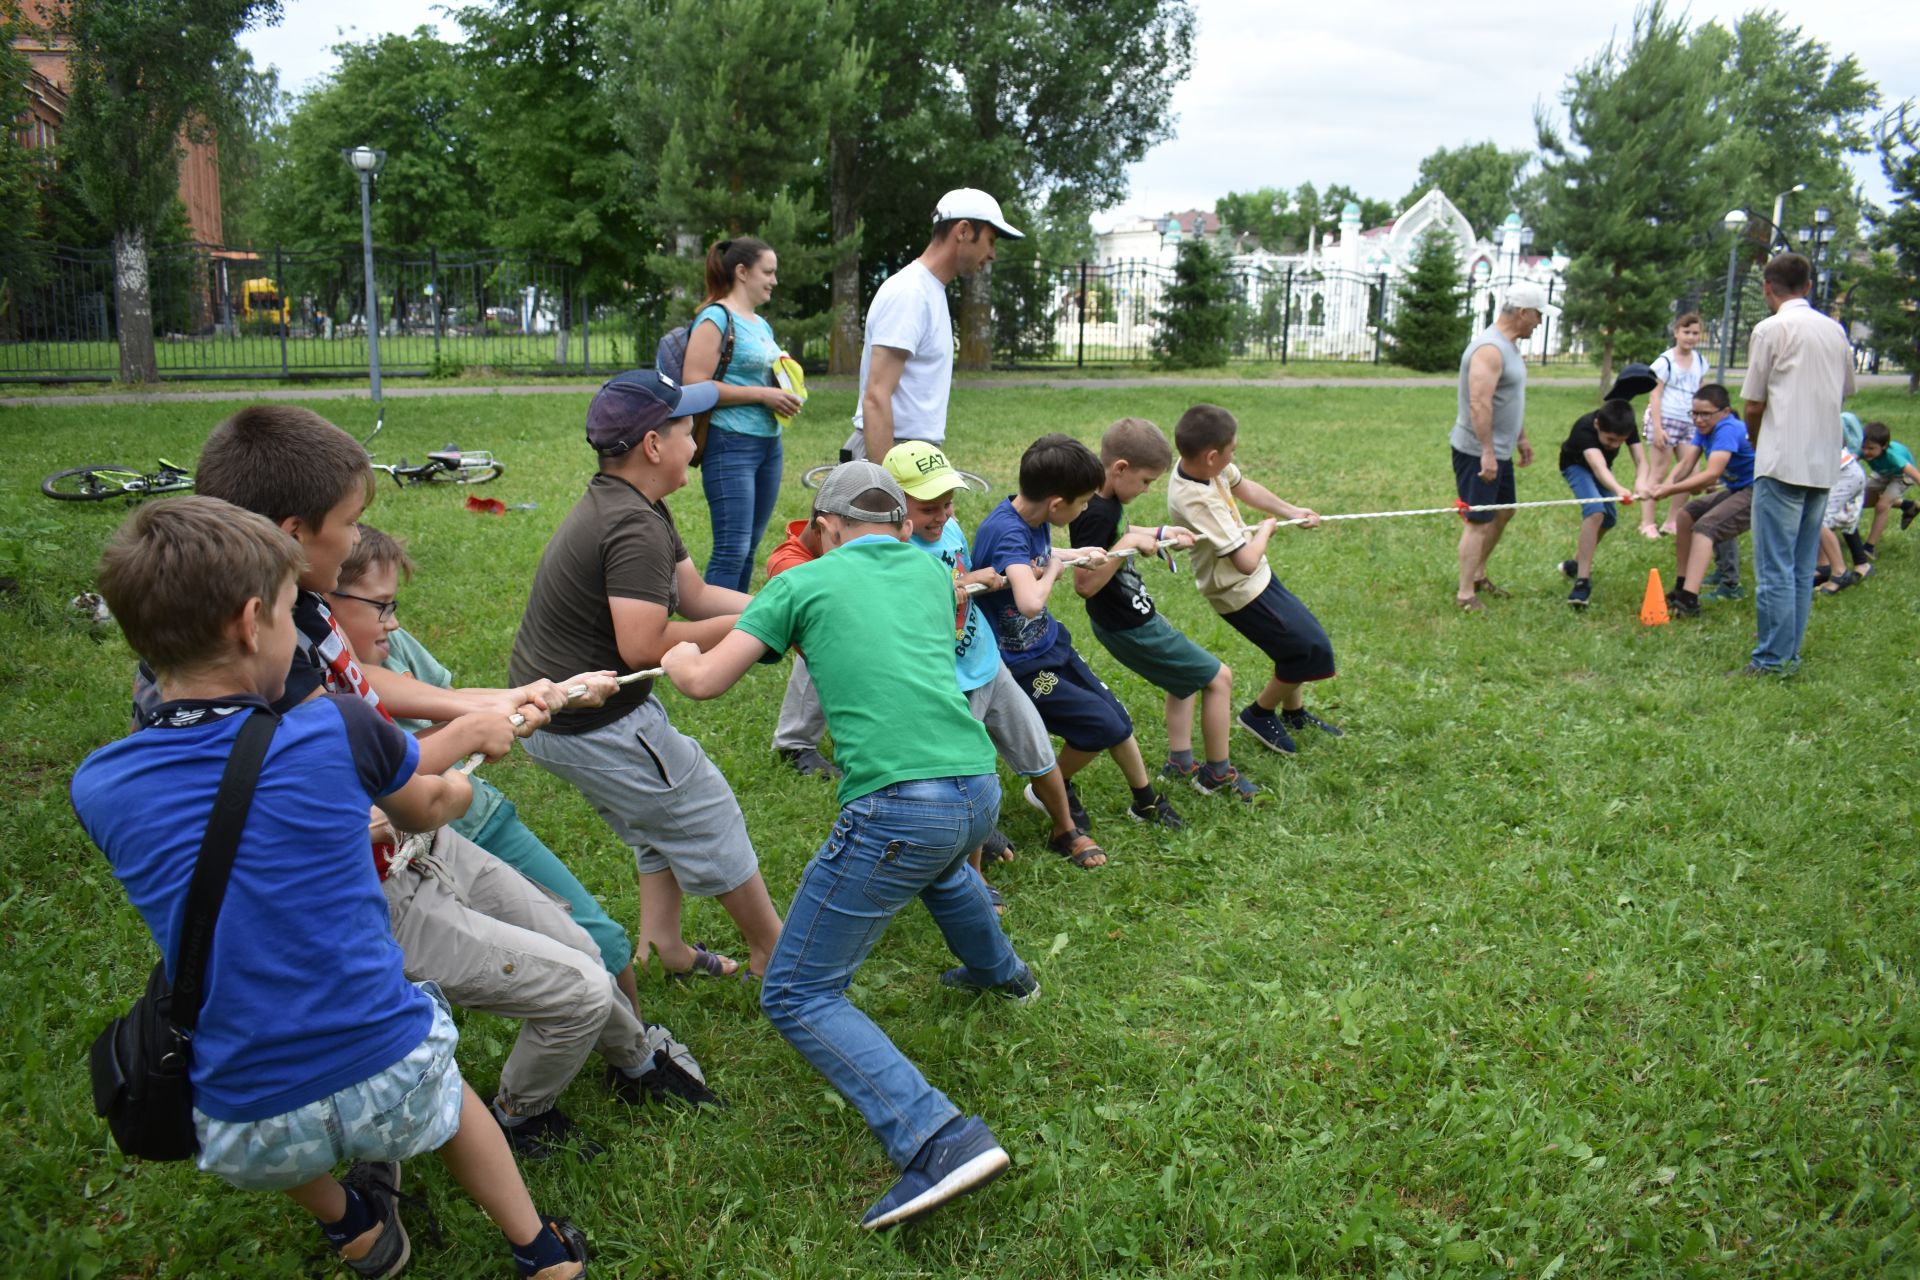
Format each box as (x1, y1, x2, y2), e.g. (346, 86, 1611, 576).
(42, 465, 139, 501)
(447, 463, 503, 485)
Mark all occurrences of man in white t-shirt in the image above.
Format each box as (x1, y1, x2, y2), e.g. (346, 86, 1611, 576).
(848, 189, 1024, 461)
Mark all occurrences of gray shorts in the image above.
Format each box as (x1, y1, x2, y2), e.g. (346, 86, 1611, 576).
(523, 696, 759, 897)
(1684, 486, 1754, 543)
(1090, 612, 1223, 700)
(966, 664, 1057, 777)
(194, 982, 463, 1192)
(1866, 472, 1911, 506)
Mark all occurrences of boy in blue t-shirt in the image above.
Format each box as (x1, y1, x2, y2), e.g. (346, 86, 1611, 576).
(971, 434, 1184, 831)
(883, 442, 1107, 872)
(71, 497, 588, 1280)
(1647, 383, 1757, 618)
(663, 461, 1032, 1232)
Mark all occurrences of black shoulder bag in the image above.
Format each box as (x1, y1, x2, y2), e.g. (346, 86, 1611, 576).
(88, 710, 278, 1161)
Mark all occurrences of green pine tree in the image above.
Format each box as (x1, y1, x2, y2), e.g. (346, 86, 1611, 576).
(1385, 228, 1470, 373)
(1152, 237, 1234, 369)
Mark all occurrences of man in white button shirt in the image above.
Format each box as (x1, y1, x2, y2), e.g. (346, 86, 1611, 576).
(848, 189, 1024, 461)
(1738, 253, 1856, 675)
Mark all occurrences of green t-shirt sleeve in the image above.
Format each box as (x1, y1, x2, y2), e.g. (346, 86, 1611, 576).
(382, 627, 455, 689)
(736, 572, 798, 655)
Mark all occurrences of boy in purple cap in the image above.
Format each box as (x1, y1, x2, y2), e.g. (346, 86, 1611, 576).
(511, 371, 785, 982)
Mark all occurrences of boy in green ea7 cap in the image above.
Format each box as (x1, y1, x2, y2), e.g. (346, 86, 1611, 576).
(884, 442, 1106, 872)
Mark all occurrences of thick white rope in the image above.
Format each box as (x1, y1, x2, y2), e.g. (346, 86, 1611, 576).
(458, 667, 663, 774)
(1276, 495, 1628, 528)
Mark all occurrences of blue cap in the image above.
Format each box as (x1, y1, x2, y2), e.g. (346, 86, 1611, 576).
(585, 370, 720, 455)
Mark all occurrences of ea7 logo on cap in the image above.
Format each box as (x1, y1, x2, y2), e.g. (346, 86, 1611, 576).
(915, 451, 951, 475)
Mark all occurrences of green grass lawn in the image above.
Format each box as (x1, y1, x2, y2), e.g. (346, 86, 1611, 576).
(3, 383, 1918, 1278)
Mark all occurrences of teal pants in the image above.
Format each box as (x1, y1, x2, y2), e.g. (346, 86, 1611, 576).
(468, 796, 634, 977)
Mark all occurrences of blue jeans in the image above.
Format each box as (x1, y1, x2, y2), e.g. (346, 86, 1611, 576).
(1561, 464, 1617, 528)
(701, 426, 783, 592)
(761, 775, 1019, 1169)
(1750, 476, 1828, 670)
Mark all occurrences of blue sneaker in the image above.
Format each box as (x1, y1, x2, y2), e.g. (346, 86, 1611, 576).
(1236, 706, 1296, 754)
(939, 962, 1040, 1004)
(860, 1117, 1010, 1231)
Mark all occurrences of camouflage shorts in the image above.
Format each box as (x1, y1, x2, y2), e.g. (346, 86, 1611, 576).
(194, 982, 464, 1192)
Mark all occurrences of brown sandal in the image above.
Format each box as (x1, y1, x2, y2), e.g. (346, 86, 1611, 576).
(1048, 829, 1106, 869)
(1456, 594, 1486, 613)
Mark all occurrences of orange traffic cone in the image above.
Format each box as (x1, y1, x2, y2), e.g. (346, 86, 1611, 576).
(1640, 568, 1670, 626)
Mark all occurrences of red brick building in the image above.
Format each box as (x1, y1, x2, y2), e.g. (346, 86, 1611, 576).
(12, 0, 226, 244)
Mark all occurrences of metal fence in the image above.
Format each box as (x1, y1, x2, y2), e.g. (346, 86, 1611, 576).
(0, 243, 739, 383)
(2, 243, 1588, 382)
(986, 258, 1581, 369)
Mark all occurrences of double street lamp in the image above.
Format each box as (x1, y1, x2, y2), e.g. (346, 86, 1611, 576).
(341, 145, 387, 430)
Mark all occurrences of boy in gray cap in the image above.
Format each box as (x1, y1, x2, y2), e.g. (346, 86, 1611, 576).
(663, 460, 1031, 1232)
(511, 370, 784, 982)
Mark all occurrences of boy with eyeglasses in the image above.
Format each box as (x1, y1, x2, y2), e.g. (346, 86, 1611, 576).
(1645, 383, 1757, 618)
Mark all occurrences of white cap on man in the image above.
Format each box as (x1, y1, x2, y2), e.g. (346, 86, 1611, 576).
(1502, 281, 1549, 313)
(932, 188, 1025, 240)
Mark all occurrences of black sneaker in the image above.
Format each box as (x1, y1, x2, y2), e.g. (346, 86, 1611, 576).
(332, 1160, 410, 1279)
(515, 1216, 589, 1280)
(1903, 500, 1919, 531)
(1567, 578, 1591, 609)
(1860, 542, 1877, 562)
(1280, 707, 1344, 738)
(605, 1032, 721, 1110)
(938, 961, 1040, 1004)
(1557, 558, 1577, 580)
(1669, 592, 1701, 618)
(497, 1106, 605, 1162)
(1126, 791, 1185, 831)
(1023, 779, 1090, 832)
(1236, 705, 1296, 754)
(778, 746, 843, 779)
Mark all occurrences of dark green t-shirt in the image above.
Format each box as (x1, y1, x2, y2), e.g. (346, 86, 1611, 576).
(736, 535, 996, 807)
(509, 472, 685, 734)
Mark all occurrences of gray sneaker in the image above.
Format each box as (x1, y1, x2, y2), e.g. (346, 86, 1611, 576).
(332, 1161, 410, 1279)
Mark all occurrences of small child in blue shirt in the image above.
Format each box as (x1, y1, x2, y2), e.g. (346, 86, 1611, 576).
(971, 433, 1184, 832)
(71, 497, 587, 1280)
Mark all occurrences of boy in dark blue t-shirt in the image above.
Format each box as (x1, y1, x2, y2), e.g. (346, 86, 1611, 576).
(971, 434, 1184, 832)
(72, 498, 588, 1280)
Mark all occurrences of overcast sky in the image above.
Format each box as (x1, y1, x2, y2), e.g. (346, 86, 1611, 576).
(242, 0, 1917, 234)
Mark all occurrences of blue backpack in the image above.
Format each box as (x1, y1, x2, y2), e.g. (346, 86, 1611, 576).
(655, 305, 734, 466)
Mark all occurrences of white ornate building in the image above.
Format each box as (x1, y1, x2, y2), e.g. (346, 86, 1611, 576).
(1083, 189, 1571, 361)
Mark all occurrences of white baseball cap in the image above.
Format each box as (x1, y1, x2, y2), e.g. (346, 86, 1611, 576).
(1503, 281, 1549, 313)
(933, 188, 1025, 240)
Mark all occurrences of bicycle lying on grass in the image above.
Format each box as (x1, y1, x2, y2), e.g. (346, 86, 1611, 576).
(41, 460, 194, 503)
(369, 448, 504, 487)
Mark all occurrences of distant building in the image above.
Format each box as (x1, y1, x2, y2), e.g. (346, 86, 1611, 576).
(11, 0, 225, 244)
(1087, 189, 1570, 361)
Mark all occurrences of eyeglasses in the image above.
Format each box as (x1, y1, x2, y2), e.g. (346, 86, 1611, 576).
(331, 590, 397, 622)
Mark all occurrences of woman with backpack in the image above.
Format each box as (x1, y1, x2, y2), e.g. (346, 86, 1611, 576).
(682, 237, 805, 592)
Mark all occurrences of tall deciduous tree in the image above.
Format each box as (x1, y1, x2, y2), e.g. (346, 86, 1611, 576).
(598, 0, 865, 346)
(1536, 2, 1721, 388)
(831, 0, 1196, 371)
(258, 30, 489, 252)
(455, 0, 652, 298)
(1859, 103, 1919, 392)
(60, 0, 281, 382)
(1384, 228, 1470, 373)
(0, 14, 45, 300)
(1400, 142, 1532, 241)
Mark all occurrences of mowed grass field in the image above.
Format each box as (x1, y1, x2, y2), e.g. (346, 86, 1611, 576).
(2, 381, 1917, 1278)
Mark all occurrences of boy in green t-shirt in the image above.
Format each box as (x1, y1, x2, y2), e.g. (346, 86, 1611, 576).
(662, 461, 1031, 1233)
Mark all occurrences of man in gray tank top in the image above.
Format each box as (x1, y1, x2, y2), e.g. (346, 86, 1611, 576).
(1448, 282, 1544, 611)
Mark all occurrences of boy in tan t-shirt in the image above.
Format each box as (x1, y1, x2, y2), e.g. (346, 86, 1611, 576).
(1165, 404, 1341, 757)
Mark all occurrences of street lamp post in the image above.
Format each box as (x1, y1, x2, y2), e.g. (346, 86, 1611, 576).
(342, 146, 387, 427)
(1719, 209, 1749, 376)
(1809, 205, 1837, 309)
(1769, 183, 1806, 252)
